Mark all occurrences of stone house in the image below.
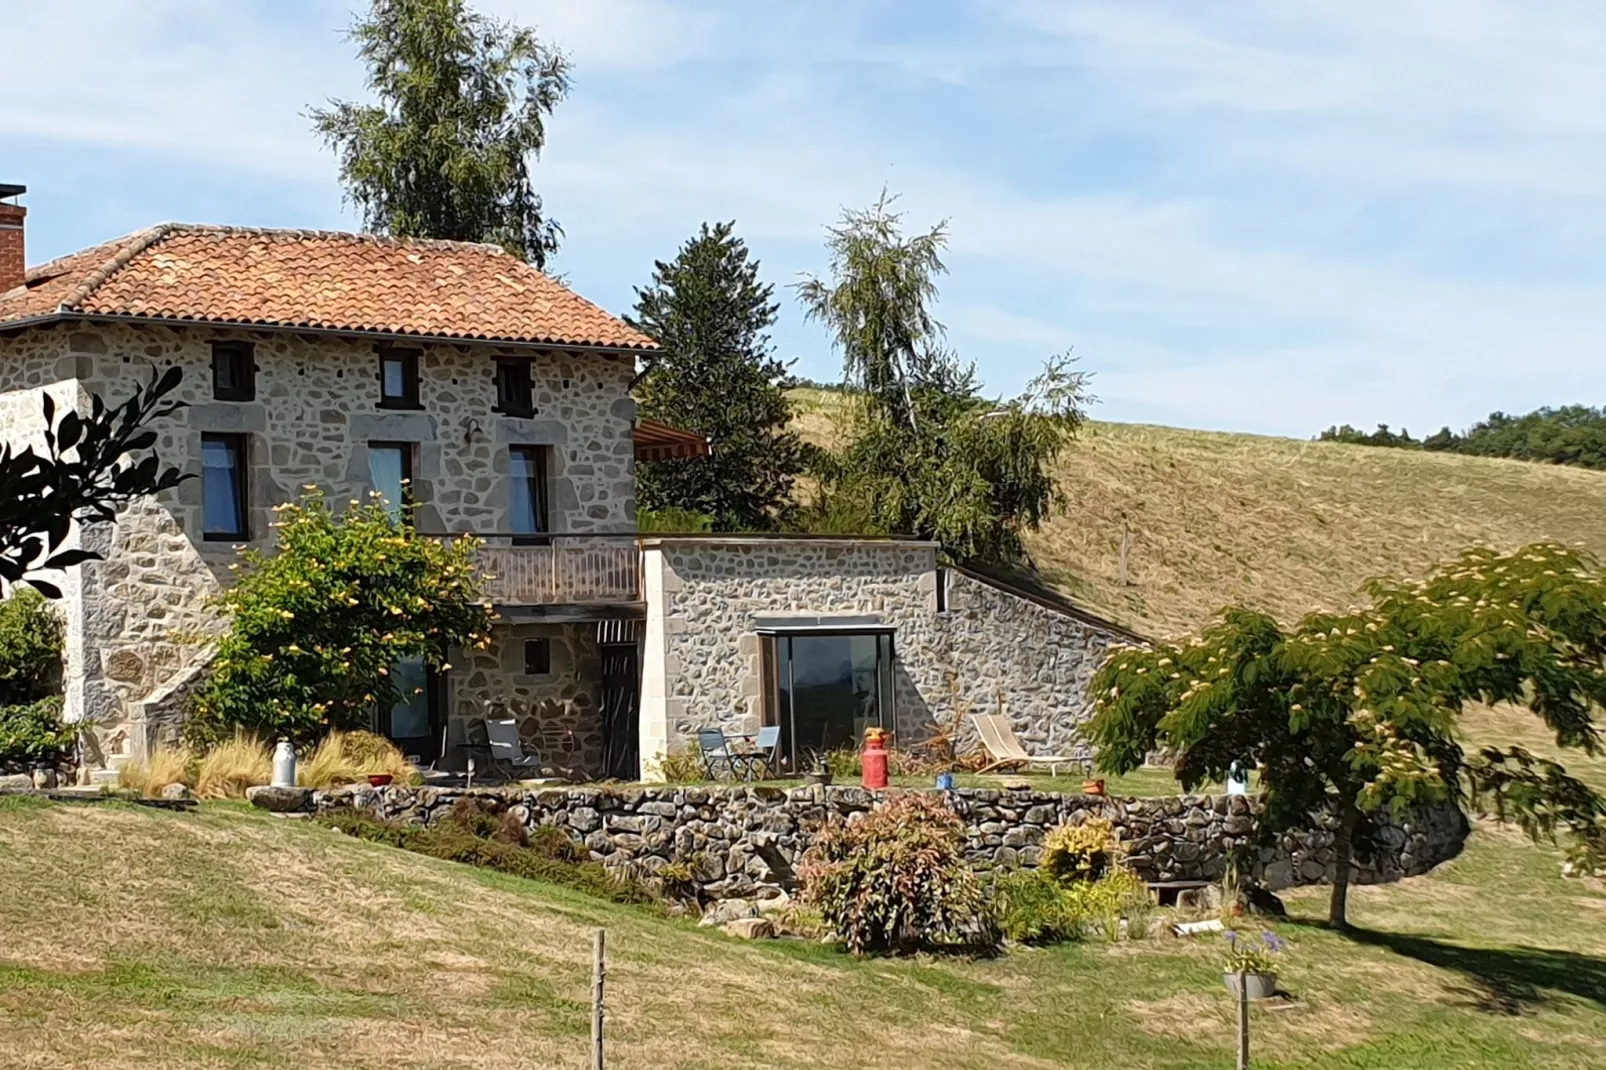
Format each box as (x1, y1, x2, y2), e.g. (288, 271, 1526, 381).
(0, 187, 1139, 781)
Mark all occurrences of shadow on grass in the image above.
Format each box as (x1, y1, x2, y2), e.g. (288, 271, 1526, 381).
(1344, 927, 1606, 1016)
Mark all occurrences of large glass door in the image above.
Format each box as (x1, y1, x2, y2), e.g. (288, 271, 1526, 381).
(765, 630, 894, 771)
(383, 656, 442, 762)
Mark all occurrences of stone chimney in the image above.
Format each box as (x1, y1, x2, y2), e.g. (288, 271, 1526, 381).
(0, 184, 26, 295)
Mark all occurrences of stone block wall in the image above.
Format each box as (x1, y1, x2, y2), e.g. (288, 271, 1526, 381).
(452, 622, 606, 778)
(316, 783, 1470, 902)
(638, 540, 1130, 775)
(0, 323, 637, 763)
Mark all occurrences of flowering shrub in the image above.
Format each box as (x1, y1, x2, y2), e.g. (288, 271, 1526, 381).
(799, 793, 998, 955)
(187, 490, 494, 747)
(1041, 817, 1119, 883)
(994, 865, 1154, 944)
(0, 590, 69, 768)
(1223, 929, 1288, 974)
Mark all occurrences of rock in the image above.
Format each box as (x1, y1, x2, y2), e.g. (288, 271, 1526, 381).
(246, 785, 313, 812)
(31, 768, 59, 790)
(698, 899, 760, 928)
(723, 917, 777, 940)
(0, 773, 35, 791)
(160, 782, 193, 801)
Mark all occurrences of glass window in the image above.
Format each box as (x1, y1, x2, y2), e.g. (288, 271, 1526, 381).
(509, 445, 549, 538)
(523, 638, 551, 675)
(367, 442, 412, 522)
(766, 631, 894, 771)
(201, 434, 248, 540)
(211, 342, 255, 402)
(388, 655, 431, 743)
(495, 359, 534, 416)
(378, 347, 420, 408)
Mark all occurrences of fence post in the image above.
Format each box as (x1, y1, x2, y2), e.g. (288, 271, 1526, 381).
(1236, 968, 1250, 1070)
(592, 928, 607, 1070)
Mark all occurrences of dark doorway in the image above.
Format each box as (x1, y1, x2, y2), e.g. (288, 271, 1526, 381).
(600, 642, 641, 781)
(764, 630, 895, 772)
(383, 657, 445, 763)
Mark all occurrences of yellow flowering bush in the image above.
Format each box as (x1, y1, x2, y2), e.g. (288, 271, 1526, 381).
(1041, 817, 1119, 884)
(187, 490, 493, 747)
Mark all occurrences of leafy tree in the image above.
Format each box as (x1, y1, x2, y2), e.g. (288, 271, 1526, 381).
(1088, 543, 1606, 927)
(629, 222, 809, 530)
(1318, 405, 1606, 471)
(796, 193, 1091, 566)
(0, 367, 188, 598)
(0, 589, 70, 767)
(187, 491, 494, 747)
(311, 0, 571, 268)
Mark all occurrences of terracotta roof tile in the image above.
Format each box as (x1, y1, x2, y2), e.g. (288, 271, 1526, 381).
(0, 225, 656, 351)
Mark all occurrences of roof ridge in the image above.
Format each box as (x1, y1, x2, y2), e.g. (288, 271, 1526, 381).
(56, 224, 176, 313)
(152, 223, 513, 258)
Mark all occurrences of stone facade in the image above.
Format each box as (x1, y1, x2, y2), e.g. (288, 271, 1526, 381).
(637, 539, 1129, 776)
(317, 783, 1470, 902)
(0, 322, 636, 764)
(453, 622, 606, 778)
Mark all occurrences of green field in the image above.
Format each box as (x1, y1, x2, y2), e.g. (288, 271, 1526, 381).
(2, 760, 1602, 1069)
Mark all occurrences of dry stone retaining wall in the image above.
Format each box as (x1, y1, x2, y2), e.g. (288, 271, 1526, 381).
(316, 783, 1468, 901)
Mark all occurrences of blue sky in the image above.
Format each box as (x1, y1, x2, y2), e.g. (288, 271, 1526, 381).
(5, 0, 1605, 437)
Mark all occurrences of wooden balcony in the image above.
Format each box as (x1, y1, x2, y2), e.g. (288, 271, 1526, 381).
(470, 541, 642, 606)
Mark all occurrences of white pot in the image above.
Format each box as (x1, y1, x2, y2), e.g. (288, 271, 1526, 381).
(1223, 971, 1278, 1000)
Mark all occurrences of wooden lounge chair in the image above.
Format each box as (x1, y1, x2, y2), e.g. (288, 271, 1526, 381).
(971, 713, 1076, 776)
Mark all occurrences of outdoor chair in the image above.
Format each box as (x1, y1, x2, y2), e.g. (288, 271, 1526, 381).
(971, 713, 1075, 776)
(697, 728, 740, 781)
(729, 725, 782, 781)
(485, 717, 544, 782)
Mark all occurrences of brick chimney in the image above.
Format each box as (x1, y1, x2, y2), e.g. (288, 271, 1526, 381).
(0, 184, 26, 295)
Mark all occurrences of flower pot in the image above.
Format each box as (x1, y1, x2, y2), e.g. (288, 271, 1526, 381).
(1082, 778, 1106, 796)
(367, 774, 394, 788)
(1223, 971, 1277, 1001)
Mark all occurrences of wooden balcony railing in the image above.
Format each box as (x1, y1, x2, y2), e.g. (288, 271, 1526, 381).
(449, 539, 642, 605)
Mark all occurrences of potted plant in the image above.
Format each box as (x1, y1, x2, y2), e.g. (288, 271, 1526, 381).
(804, 754, 833, 787)
(1222, 930, 1285, 1000)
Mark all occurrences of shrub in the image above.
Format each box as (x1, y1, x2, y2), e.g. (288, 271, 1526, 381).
(799, 792, 998, 955)
(0, 590, 69, 768)
(992, 867, 1084, 944)
(0, 698, 73, 767)
(320, 799, 658, 907)
(1065, 866, 1152, 942)
(1041, 817, 1118, 884)
(118, 740, 196, 797)
(300, 730, 418, 788)
(653, 749, 708, 784)
(195, 733, 272, 799)
(187, 490, 494, 747)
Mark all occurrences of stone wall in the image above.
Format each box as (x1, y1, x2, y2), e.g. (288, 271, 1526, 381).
(452, 622, 605, 778)
(638, 540, 1130, 775)
(0, 323, 637, 763)
(317, 783, 1469, 901)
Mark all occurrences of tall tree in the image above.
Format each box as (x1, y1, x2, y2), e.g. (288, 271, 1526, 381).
(796, 194, 1091, 567)
(311, 0, 570, 268)
(629, 222, 808, 531)
(1088, 543, 1606, 928)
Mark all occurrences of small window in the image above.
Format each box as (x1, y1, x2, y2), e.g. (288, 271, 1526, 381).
(378, 347, 421, 409)
(935, 567, 950, 613)
(508, 445, 550, 542)
(201, 433, 249, 540)
(211, 342, 255, 402)
(495, 359, 534, 417)
(368, 442, 414, 523)
(523, 639, 552, 676)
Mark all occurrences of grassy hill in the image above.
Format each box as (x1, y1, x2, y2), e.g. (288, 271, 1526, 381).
(789, 389, 1606, 638)
(1, 795, 1604, 1069)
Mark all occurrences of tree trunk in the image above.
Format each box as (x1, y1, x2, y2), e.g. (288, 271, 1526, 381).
(1328, 800, 1360, 929)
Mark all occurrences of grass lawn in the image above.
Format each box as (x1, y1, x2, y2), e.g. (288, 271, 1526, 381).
(1, 791, 1603, 1069)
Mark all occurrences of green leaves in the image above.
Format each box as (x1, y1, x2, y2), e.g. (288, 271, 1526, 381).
(310, 0, 570, 267)
(187, 490, 494, 748)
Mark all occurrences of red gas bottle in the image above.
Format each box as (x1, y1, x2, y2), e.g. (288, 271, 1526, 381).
(861, 727, 890, 790)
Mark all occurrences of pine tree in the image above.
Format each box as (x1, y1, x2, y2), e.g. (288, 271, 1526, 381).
(629, 223, 808, 531)
(311, 0, 570, 268)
